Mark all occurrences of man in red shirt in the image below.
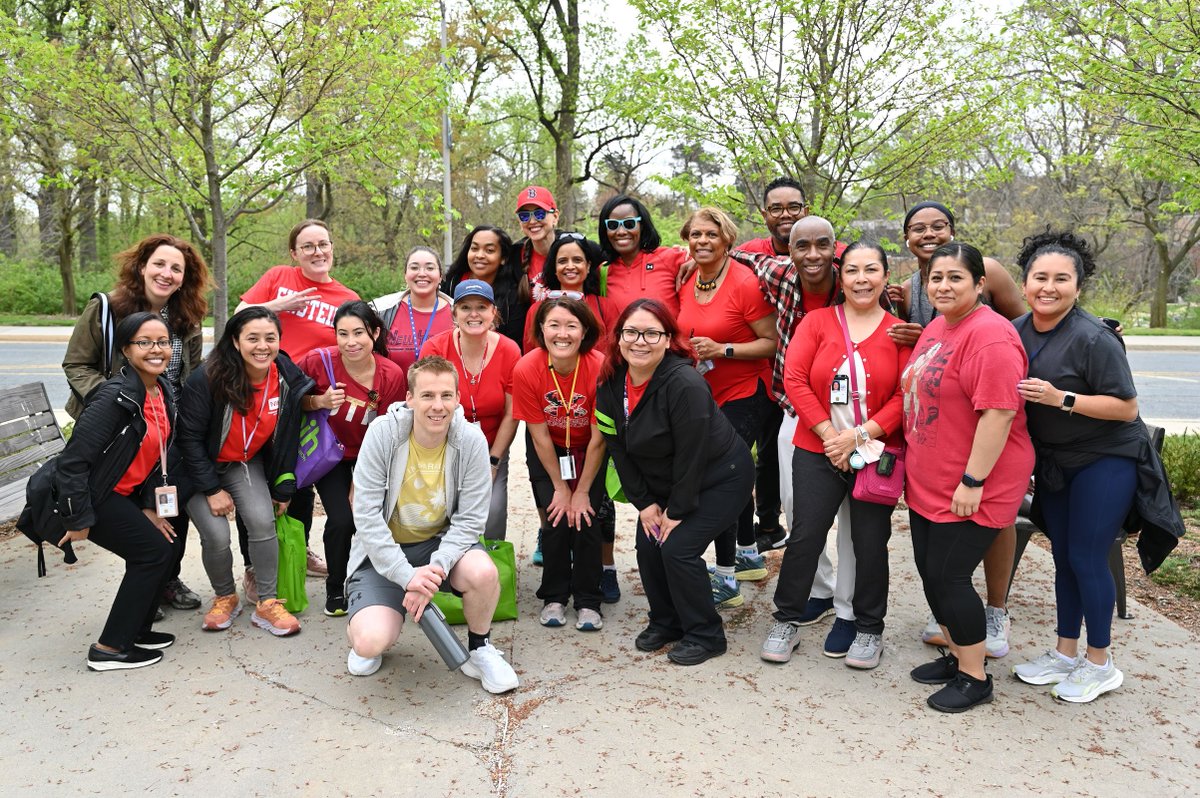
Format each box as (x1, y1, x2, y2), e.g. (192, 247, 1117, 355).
(735, 177, 809, 259)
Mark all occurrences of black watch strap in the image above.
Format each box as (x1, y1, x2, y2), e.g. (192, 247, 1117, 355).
(961, 473, 986, 488)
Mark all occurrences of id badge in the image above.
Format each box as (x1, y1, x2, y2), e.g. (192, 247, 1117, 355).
(155, 485, 179, 518)
(559, 454, 577, 481)
(830, 375, 849, 405)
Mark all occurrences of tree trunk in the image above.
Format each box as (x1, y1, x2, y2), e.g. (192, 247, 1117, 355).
(555, 1, 581, 226)
(0, 183, 16, 258)
(37, 185, 60, 262)
(96, 177, 110, 262)
(78, 175, 98, 270)
(57, 215, 76, 314)
(306, 170, 332, 219)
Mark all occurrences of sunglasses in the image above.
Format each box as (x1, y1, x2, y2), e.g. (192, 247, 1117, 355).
(517, 209, 551, 223)
(546, 290, 584, 300)
(604, 217, 641, 231)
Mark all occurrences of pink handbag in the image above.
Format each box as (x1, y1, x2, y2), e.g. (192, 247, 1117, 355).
(835, 305, 905, 506)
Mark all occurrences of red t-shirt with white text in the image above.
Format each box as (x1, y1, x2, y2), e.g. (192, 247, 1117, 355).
(299, 349, 408, 458)
(241, 266, 360, 358)
(217, 367, 280, 463)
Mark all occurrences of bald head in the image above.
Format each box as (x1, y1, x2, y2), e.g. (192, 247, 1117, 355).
(789, 216, 835, 245)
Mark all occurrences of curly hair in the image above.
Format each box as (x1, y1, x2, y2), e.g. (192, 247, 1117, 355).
(680, 207, 739, 250)
(109, 234, 210, 336)
(1016, 228, 1096, 286)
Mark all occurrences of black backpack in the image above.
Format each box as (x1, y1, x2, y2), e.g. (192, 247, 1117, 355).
(16, 458, 78, 577)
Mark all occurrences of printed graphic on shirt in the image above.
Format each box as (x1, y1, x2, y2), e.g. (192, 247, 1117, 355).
(902, 339, 948, 446)
(389, 440, 448, 544)
(542, 389, 590, 436)
(275, 286, 339, 327)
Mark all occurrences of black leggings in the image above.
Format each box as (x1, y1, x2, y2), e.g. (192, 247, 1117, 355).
(714, 381, 768, 566)
(909, 510, 999, 647)
(314, 460, 356, 600)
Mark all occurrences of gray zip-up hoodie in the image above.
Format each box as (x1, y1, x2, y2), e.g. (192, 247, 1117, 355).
(347, 401, 492, 592)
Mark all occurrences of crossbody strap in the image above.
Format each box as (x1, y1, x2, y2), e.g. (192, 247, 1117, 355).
(835, 305, 863, 428)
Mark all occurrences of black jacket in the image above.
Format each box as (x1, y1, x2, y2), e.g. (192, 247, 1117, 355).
(56, 367, 177, 529)
(595, 352, 746, 518)
(172, 352, 313, 503)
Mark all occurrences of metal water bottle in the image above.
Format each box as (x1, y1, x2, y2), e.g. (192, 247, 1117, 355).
(418, 602, 470, 670)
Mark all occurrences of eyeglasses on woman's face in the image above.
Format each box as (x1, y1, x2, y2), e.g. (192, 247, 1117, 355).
(129, 338, 173, 350)
(619, 327, 666, 345)
(297, 240, 333, 255)
(906, 220, 951, 237)
(604, 217, 641, 232)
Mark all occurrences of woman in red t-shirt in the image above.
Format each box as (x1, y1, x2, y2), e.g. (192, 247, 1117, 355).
(676, 207, 778, 609)
(237, 219, 360, 585)
(901, 242, 1034, 713)
(524, 235, 619, 354)
(38, 312, 180, 670)
(373, 246, 454, 373)
(512, 297, 608, 632)
(299, 301, 408, 616)
(421, 280, 522, 540)
(597, 194, 689, 316)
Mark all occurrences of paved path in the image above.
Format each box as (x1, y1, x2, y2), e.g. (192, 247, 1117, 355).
(2, 434, 1197, 796)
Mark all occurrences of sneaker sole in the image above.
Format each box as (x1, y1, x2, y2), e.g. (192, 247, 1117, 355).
(202, 604, 243, 631)
(576, 622, 602, 632)
(797, 607, 836, 626)
(921, 633, 948, 647)
(135, 637, 175, 651)
(1052, 669, 1124, 703)
(761, 641, 802, 663)
(459, 660, 519, 694)
(927, 691, 994, 713)
(324, 608, 348, 617)
(845, 655, 881, 669)
(86, 653, 163, 672)
(251, 612, 301, 637)
(306, 569, 328, 577)
(985, 643, 1010, 658)
(734, 568, 768, 582)
(715, 595, 745, 610)
(1013, 670, 1070, 686)
(823, 648, 850, 659)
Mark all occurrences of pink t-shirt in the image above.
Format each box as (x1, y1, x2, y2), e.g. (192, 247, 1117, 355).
(901, 307, 1035, 528)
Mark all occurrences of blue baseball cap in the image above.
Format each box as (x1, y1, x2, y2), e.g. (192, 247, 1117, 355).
(453, 279, 495, 304)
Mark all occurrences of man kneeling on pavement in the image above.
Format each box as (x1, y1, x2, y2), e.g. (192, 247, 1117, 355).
(344, 355, 519, 693)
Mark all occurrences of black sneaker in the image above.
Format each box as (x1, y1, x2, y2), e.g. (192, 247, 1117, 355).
(635, 626, 683, 652)
(796, 596, 836, 625)
(324, 596, 348, 617)
(86, 645, 163, 672)
(667, 639, 727, 666)
(927, 672, 994, 713)
(754, 523, 787, 552)
(134, 631, 176, 650)
(161, 578, 202, 610)
(911, 648, 959, 684)
(600, 569, 621, 604)
(822, 617, 856, 657)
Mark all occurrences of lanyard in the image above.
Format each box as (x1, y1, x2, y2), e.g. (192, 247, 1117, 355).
(239, 364, 275, 482)
(405, 298, 438, 355)
(147, 388, 169, 486)
(455, 331, 490, 424)
(548, 354, 580, 449)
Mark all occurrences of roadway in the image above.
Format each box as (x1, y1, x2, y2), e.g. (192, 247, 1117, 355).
(1, 333, 1195, 431)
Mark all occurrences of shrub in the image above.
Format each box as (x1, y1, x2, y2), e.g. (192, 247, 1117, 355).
(1162, 432, 1200, 507)
(0, 256, 113, 315)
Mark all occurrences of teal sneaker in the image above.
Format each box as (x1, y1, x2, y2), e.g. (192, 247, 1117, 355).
(710, 573, 744, 609)
(532, 528, 544, 567)
(734, 551, 767, 581)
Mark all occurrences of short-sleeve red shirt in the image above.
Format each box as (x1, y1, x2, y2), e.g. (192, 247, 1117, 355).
(523, 294, 619, 352)
(217, 365, 280, 463)
(603, 247, 688, 316)
(677, 261, 775, 406)
(299, 349, 407, 458)
(512, 348, 604, 450)
(114, 391, 170, 496)
(384, 300, 454, 373)
(240, 266, 360, 358)
(421, 330, 522, 447)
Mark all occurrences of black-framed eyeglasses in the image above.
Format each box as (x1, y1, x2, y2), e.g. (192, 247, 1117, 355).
(766, 202, 805, 218)
(517, 209, 550, 223)
(129, 338, 172, 350)
(297, 241, 332, 255)
(619, 327, 666, 344)
(605, 217, 641, 231)
(546, 290, 584, 300)
(906, 220, 951, 236)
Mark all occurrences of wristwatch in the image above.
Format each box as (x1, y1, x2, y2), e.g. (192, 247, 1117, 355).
(489, 455, 501, 466)
(1060, 392, 1077, 412)
(961, 473, 986, 488)
(724, 344, 735, 359)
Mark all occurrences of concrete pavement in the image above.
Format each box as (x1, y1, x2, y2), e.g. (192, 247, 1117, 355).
(2, 432, 1197, 796)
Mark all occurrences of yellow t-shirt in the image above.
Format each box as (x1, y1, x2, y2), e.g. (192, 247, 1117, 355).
(388, 438, 448, 544)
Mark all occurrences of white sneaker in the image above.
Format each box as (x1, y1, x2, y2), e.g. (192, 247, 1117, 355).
(460, 643, 519, 694)
(985, 605, 1011, 658)
(921, 614, 947, 646)
(575, 608, 603, 631)
(347, 649, 382, 677)
(845, 632, 884, 670)
(540, 602, 566, 627)
(1013, 649, 1077, 685)
(1052, 657, 1123, 703)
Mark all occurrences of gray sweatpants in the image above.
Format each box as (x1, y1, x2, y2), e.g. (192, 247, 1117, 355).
(188, 457, 279, 600)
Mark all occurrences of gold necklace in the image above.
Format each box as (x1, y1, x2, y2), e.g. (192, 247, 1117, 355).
(694, 257, 728, 292)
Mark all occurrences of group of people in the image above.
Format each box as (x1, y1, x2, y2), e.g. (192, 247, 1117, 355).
(34, 181, 1181, 712)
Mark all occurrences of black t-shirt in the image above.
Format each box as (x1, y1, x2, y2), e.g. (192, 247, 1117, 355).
(1017, 307, 1141, 470)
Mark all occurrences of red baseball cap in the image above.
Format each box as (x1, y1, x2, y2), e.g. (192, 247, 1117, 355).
(515, 185, 557, 213)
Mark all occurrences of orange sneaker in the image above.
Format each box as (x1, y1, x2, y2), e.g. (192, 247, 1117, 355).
(252, 598, 301, 637)
(202, 594, 242, 631)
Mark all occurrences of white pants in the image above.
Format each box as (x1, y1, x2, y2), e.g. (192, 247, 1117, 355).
(778, 412, 856, 620)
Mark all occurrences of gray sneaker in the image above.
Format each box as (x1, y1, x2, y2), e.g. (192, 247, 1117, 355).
(845, 632, 883, 669)
(761, 620, 803, 663)
(1051, 657, 1123, 703)
(575, 608, 603, 632)
(985, 605, 1011, 658)
(539, 602, 566, 627)
(1013, 649, 1078, 685)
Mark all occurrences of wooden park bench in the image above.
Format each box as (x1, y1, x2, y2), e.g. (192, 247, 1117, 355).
(0, 382, 67, 522)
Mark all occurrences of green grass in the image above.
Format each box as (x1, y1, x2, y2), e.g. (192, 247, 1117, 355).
(1123, 327, 1200, 336)
(0, 314, 81, 326)
(1150, 549, 1200, 600)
